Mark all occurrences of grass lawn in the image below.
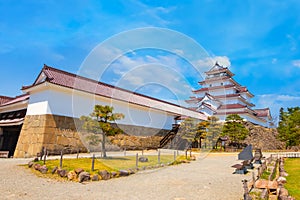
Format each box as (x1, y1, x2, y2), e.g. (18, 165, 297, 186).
(29, 154, 191, 181)
(284, 158, 300, 199)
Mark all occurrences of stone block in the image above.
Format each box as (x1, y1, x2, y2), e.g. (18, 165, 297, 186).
(44, 133, 57, 144)
(57, 136, 71, 146)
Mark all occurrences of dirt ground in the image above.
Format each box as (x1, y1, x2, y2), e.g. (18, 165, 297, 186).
(0, 152, 250, 200)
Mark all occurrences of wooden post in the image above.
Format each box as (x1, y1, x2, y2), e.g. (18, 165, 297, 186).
(242, 179, 250, 200)
(190, 149, 192, 157)
(142, 149, 144, 156)
(185, 150, 188, 159)
(124, 148, 126, 156)
(76, 148, 79, 159)
(60, 150, 63, 168)
(91, 154, 95, 171)
(158, 150, 161, 164)
(177, 150, 179, 156)
(40, 146, 44, 161)
(43, 147, 47, 165)
(174, 151, 176, 161)
(136, 153, 138, 168)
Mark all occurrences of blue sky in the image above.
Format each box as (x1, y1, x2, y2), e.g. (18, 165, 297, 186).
(1, 0, 300, 119)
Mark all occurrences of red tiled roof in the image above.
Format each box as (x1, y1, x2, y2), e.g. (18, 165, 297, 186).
(254, 108, 270, 117)
(218, 104, 246, 110)
(199, 76, 230, 84)
(0, 96, 14, 105)
(237, 86, 254, 97)
(22, 65, 207, 120)
(0, 94, 29, 107)
(193, 84, 236, 93)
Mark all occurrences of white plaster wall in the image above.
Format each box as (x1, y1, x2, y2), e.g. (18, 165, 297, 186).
(27, 86, 175, 130)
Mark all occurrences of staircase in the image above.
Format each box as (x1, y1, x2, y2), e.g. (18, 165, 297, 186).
(159, 124, 180, 148)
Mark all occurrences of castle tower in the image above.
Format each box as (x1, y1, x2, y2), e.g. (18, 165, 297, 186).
(186, 63, 273, 127)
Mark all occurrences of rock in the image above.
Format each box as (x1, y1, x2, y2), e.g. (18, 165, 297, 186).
(75, 168, 84, 175)
(67, 171, 77, 181)
(28, 161, 34, 168)
(277, 176, 287, 184)
(280, 171, 289, 177)
(34, 164, 41, 171)
(279, 187, 289, 197)
(138, 157, 148, 162)
(111, 172, 117, 178)
(98, 170, 110, 180)
(51, 166, 58, 174)
(57, 169, 68, 177)
(39, 165, 48, 174)
(78, 172, 90, 183)
(92, 174, 99, 181)
(119, 170, 129, 176)
(33, 157, 39, 162)
(128, 169, 135, 174)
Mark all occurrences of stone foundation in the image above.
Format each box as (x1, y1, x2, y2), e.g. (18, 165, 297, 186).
(115, 124, 169, 137)
(14, 114, 171, 158)
(14, 115, 86, 158)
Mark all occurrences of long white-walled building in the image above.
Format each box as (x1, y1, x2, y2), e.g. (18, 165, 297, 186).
(0, 65, 206, 157)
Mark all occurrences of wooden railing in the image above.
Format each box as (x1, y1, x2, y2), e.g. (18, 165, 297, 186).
(159, 124, 180, 148)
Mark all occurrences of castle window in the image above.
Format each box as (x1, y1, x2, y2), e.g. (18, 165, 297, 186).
(221, 83, 223, 86)
(209, 84, 212, 87)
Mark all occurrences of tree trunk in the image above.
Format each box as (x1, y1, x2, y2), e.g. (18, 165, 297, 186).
(102, 131, 107, 158)
(199, 137, 202, 149)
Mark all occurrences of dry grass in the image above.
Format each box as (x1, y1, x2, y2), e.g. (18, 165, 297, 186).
(26, 154, 190, 181)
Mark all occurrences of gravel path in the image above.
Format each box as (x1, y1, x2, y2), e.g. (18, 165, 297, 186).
(0, 153, 249, 200)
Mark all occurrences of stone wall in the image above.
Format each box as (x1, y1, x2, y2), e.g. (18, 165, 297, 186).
(115, 124, 170, 137)
(14, 114, 86, 158)
(14, 114, 171, 158)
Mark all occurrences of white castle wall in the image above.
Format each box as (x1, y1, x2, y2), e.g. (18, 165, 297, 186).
(26, 85, 175, 130)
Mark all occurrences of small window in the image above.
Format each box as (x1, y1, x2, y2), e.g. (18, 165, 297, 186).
(209, 84, 212, 87)
(221, 83, 223, 86)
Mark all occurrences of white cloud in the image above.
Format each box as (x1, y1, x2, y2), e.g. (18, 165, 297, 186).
(286, 34, 297, 51)
(0, 45, 14, 54)
(192, 56, 231, 75)
(292, 60, 300, 68)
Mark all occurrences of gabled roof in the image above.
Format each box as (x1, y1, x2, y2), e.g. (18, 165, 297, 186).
(205, 62, 235, 76)
(218, 104, 247, 110)
(0, 95, 14, 105)
(0, 94, 29, 107)
(254, 108, 271, 118)
(193, 84, 236, 93)
(22, 65, 207, 120)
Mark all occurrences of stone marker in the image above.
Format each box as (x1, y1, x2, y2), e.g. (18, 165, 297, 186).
(57, 169, 68, 177)
(111, 172, 117, 178)
(119, 170, 129, 176)
(39, 165, 48, 174)
(67, 171, 77, 181)
(138, 157, 148, 162)
(75, 168, 84, 175)
(78, 172, 90, 183)
(28, 161, 34, 168)
(98, 170, 110, 180)
(34, 164, 41, 171)
(92, 174, 99, 181)
(51, 166, 58, 174)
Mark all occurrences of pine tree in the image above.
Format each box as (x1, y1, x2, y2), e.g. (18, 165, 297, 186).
(277, 107, 300, 148)
(80, 105, 124, 157)
(222, 114, 249, 148)
(206, 116, 222, 149)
